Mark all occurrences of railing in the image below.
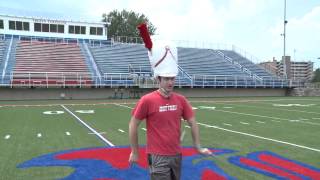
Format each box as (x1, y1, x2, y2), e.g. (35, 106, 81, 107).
(0, 71, 306, 89)
(9, 71, 93, 88)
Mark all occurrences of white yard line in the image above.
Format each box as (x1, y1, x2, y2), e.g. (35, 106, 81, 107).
(211, 101, 320, 118)
(190, 98, 320, 104)
(197, 122, 320, 153)
(61, 105, 114, 146)
(118, 129, 125, 133)
(214, 109, 320, 126)
(4, 135, 10, 139)
(256, 121, 266, 124)
(114, 103, 133, 109)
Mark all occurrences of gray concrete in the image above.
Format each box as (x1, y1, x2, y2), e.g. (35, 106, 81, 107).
(0, 87, 287, 100)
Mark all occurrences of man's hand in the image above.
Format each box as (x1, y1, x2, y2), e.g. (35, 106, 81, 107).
(197, 147, 213, 155)
(195, 145, 213, 156)
(128, 151, 139, 164)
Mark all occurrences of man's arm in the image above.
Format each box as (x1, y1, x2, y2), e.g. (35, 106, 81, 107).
(186, 117, 212, 155)
(129, 116, 142, 164)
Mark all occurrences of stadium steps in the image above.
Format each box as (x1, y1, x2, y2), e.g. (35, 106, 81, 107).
(79, 43, 103, 86)
(0, 38, 18, 85)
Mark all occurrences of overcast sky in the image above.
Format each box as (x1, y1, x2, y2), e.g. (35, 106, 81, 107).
(1, 0, 319, 68)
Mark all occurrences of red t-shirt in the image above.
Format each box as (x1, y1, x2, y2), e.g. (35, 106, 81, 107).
(132, 90, 194, 155)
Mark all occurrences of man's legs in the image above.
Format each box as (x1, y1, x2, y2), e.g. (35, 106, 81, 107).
(148, 154, 182, 180)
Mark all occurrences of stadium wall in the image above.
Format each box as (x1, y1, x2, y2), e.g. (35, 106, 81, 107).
(0, 87, 287, 101)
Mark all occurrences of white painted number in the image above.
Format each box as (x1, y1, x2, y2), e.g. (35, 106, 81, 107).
(43, 111, 64, 115)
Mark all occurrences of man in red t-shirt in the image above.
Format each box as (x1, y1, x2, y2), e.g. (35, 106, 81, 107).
(129, 76, 212, 180)
(130, 24, 212, 179)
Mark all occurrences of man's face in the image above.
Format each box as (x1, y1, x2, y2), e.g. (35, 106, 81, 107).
(159, 76, 176, 92)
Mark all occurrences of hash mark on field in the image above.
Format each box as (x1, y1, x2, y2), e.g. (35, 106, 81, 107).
(312, 117, 320, 120)
(118, 129, 125, 133)
(223, 123, 232, 126)
(289, 120, 301, 122)
(37, 133, 42, 138)
(141, 128, 147, 131)
(66, 132, 71, 136)
(256, 121, 265, 124)
(185, 125, 191, 128)
(4, 135, 10, 139)
(240, 122, 249, 125)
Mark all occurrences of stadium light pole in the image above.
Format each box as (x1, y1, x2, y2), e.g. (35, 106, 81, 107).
(282, 0, 288, 79)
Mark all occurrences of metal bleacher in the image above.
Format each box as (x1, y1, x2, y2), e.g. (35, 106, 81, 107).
(87, 43, 286, 88)
(11, 40, 93, 87)
(0, 37, 289, 88)
(89, 43, 151, 74)
(219, 50, 273, 77)
(178, 47, 248, 76)
(89, 43, 152, 87)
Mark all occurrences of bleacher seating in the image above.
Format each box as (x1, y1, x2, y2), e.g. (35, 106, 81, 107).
(0, 38, 285, 88)
(89, 43, 152, 75)
(88, 44, 281, 87)
(219, 50, 273, 77)
(178, 47, 248, 76)
(12, 40, 92, 87)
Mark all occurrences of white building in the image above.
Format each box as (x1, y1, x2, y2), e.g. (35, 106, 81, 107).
(0, 14, 109, 44)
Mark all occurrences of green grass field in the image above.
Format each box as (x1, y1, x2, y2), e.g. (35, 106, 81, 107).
(0, 97, 320, 179)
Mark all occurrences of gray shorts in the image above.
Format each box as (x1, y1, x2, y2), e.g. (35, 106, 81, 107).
(148, 153, 182, 180)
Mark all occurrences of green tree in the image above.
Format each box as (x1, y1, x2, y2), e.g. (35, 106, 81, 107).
(312, 68, 320, 82)
(102, 9, 156, 43)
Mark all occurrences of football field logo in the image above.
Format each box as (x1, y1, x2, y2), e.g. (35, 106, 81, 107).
(17, 146, 236, 180)
(17, 146, 320, 180)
